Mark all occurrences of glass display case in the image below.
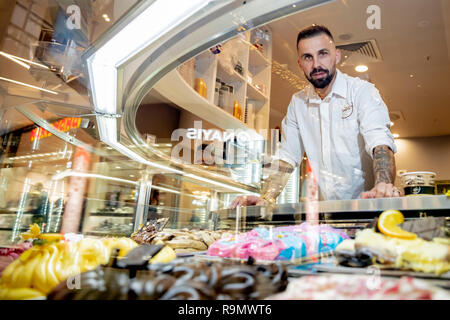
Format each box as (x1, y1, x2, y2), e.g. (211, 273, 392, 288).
(0, 96, 252, 245)
(0, 0, 449, 240)
(0, 0, 311, 246)
(0, 0, 449, 302)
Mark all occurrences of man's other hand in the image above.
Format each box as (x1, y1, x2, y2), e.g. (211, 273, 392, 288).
(360, 182, 403, 199)
(230, 195, 268, 209)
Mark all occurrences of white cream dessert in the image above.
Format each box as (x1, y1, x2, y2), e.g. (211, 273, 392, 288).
(351, 229, 450, 275)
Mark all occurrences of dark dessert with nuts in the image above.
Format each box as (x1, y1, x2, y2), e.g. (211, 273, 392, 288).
(47, 258, 288, 300)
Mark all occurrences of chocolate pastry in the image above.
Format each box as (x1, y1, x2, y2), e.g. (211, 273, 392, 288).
(256, 264, 288, 291)
(171, 265, 197, 282)
(221, 272, 255, 295)
(143, 275, 177, 299)
(160, 284, 202, 300)
(116, 245, 164, 269)
(48, 258, 288, 300)
(153, 276, 177, 297)
(47, 267, 131, 300)
(160, 280, 215, 300)
(123, 271, 176, 300)
(130, 218, 168, 244)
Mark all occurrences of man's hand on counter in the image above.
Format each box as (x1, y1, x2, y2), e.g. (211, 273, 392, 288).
(229, 160, 293, 209)
(360, 182, 403, 199)
(230, 195, 268, 209)
(362, 145, 401, 199)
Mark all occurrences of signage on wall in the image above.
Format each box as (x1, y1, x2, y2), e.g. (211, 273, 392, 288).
(30, 117, 82, 142)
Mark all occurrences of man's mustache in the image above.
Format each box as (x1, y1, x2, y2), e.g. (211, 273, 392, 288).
(310, 68, 329, 77)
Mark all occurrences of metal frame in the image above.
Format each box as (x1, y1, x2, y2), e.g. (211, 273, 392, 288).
(215, 195, 450, 218)
(15, 101, 109, 157)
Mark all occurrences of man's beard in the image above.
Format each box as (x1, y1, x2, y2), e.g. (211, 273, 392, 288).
(306, 67, 335, 89)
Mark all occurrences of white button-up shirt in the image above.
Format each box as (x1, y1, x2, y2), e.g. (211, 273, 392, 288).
(279, 69, 397, 200)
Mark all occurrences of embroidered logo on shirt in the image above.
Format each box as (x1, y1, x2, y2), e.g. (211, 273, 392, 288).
(341, 104, 353, 119)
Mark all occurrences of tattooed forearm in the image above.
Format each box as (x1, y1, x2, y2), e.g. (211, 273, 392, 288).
(261, 160, 294, 203)
(373, 145, 395, 184)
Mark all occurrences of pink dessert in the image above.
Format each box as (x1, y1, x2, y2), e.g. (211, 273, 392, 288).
(0, 242, 33, 276)
(207, 223, 349, 261)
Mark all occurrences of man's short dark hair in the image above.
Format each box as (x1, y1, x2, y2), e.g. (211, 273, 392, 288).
(296, 25, 334, 49)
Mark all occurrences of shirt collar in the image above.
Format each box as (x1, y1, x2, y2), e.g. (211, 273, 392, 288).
(307, 69, 347, 103)
(331, 69, 347, 99)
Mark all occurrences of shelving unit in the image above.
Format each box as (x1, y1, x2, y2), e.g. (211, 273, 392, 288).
(216, 63, 246, 90)
(154, 27, 272, 137)
(248, 46, 271, 70)
(246, 81, 269, 102)
(154, 69, 251, 132)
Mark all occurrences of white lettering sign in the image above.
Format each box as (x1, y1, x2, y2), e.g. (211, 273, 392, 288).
(366, 5, 381, 30)
(66, 5, 81, 30)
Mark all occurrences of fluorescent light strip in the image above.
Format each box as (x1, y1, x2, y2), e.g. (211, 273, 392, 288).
(0, 77, 58, 95)
(88, 0, 209, 114)
(94, 0, 209, 66)
(151, 185, 207, 200)
(0, 51, 49, 69)
(89, 63, 117, 114)
(52, 170, 208, 199)
(0, 51, 30, 69)
(184, 173, 257, 195)
(52, 170, 138, 185)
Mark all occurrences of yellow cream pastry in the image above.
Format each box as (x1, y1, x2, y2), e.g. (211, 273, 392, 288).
(354, 229, 450, 275)
(149, 245, 177, 264)
(0, 237, 138, 298)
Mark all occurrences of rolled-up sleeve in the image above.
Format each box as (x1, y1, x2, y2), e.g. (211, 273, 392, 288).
(356, 83, 397, 158)
(279, 97, 304, 167)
